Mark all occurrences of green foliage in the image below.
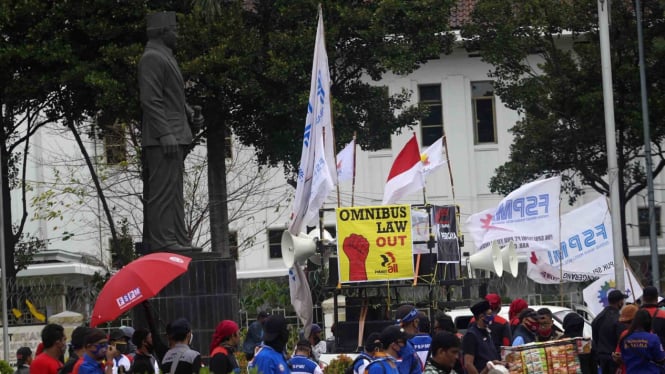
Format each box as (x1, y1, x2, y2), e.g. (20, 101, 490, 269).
(324, 354, 353, 374)
(0, 360, 12, 374)
(111, 218, 136, 268)
(240, 278, 292, 315)
(462, 0, 665, 254)
(183, 0, 457, 178)
(14, 227, 48, 272)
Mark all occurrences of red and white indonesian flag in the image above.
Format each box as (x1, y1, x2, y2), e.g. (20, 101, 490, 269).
(289, 7, 335, 234)
(583, 265, 642, 316)
(421, 137, 446, 176)
(382, 135, 424, 205)
(473, 176, 561, 254)
(336, 139, 354, 183)
(528, 197, 614, 284)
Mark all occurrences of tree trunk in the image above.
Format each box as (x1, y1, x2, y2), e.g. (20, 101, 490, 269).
(207, 121, 230, 257)
(1, 138, 16, 281)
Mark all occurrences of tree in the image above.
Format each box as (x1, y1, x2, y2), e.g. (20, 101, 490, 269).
(462, 0, 665, 257)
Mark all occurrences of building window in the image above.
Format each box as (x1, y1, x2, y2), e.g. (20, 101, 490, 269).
(104, 122, 127, 164)
(638, 206, 662, 237)
(471, 81, 497, 144)
(418, 84, 443, 147)
(268, 229, 283, 259)
(229, 231, 238, 260)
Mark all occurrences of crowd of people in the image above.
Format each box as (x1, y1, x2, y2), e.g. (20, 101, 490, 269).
(14, 286, 665, 374)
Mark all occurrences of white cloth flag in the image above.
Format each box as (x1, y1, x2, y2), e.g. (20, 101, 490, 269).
(289, 7, 335, 234)
(289, 264, 313, 337)
(528, 197, 614, 284)
(583, 265, 643, 316)
(336, 139, 354, 183)
(382, 134, 424, 205)
(421, 137, 446, 176)
(465, 207, 496, 249)
(475, 176, 561, 254)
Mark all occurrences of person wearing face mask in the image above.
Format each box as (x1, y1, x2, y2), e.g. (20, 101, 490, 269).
(535, 308, 562, 342)
(78, 328, 116, 374)
(592, 289, 628, 374)
(483, 294, 511, 356)
(365, 325, 402, 374)
(108, 329, 131, 374)
(395, 304, 428, 372)
(129, 328, 160, 374)
(462, 300, 501, 374)
(511, 309, 539, 346)
(248, 315, 291, 374)
(161, 318, 201, 374)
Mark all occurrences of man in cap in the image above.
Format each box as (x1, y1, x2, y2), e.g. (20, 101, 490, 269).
(209, 320, 241, 374)
(248, 315, 290, 374)
(535, 308, 562, 342)
(79, 328, 116, 374)
(307, 324, 326, 362)
(461, 300, 500, 374)
(640, 286, 665, 345)
(364, 325, 402, 374)
(15, 347, 32, 374)
(129, 328, 159, 374)
(288, 339, 323, 374)
(592, 289, 627, 374)
(243, 311, 269, 361)
(161, 318, 201, 374)
(395, 304, 424, 374)
(423, 332, 461, 374)
(61, 326, 89, 374)
(108, 329, 132, 374)
(138, 11, 204, 252)
(483, 294, 510, 356)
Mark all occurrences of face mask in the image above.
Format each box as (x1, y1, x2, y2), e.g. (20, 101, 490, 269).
(144, 342, 154, 354)
(114, 342, 128, 354)
(483, 314, 495, 325)
(538, 327, 552, 337)
(526, 320, 540, 333)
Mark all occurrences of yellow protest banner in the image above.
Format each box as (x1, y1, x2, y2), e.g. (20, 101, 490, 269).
(336, 205, 414, 283)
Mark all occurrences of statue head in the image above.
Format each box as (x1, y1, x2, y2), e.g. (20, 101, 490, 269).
(146, 11, 177, 50)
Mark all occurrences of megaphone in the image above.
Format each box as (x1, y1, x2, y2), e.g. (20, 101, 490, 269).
(281, 230, 317, 268)
(501, 241, 518, 277)
(306, 228, 336, 265)
(468, 241, 503, 277)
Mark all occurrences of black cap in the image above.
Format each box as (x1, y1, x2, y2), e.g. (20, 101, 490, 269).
(608, 289, 629, 303)
(379, 325, 406, 348)
(470, 300, 491, 317)
(258, 311, 270, 319)
(109, 329, 126, 342)
(263, 315, 287, 342)
(364, 332, 381, 352)
(644, 286, 659, 299)
(167, 318, 191, 337)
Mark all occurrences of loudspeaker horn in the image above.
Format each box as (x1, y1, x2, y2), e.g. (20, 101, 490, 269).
(281, 230, 317, 268)
(306, 228, 336, 265)
(501, 241, 518, 277)
(468, 241, 503, 277)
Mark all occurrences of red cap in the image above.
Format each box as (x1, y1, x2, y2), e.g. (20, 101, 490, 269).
(485, 293, 501, 309)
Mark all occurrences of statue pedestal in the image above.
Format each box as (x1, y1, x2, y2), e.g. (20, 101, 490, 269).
(133, 251, 238, 358)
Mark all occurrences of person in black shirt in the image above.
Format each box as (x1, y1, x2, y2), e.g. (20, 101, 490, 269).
(130, 328, 159, 374)
(61, 326, 89, 374)
(209, 320, 241, 374)
(461, 300, 500, 374)
(592, 289, 627, 374)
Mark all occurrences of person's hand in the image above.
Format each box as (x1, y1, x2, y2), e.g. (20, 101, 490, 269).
(159, 134, 178, 155)
(612, 351, 622, 363)
(106, 344, 116, 362)
(342, 234, 369, 281)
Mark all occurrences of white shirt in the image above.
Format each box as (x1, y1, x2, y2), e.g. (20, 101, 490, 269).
(112, 354, 131, 374)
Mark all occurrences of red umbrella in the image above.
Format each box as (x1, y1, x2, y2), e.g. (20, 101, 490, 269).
(90, 252, 191, 327)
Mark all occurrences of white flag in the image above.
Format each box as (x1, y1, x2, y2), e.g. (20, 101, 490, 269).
(528, 197, 614, 284)
(289, 7, 335, 234)
(289, 265, 313, 337)
(583, 265, 642, 316)
(336, 139, 355, 183)
(421, 137, 446, 176)
(465, 207, 496, 249)
(476, 176, 561, 254)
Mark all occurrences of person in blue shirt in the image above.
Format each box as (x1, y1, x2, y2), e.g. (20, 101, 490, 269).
(395, 304, 424, 374)
(366, 326, 403, 374)
(619, 309, 665, 374)
(352, 333, 381, 374)
(78, 328, 116, 374)
(248, 315, 290, 374)
(244, 311, 269, 361)
(288, 340, 323, 374)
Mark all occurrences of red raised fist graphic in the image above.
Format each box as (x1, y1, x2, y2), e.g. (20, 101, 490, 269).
(342, 234, 370, 281)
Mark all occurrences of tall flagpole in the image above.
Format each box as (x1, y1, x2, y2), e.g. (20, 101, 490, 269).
(598, 0, 625, 290)
(0, 148, 8, 361)
(351, 132, 357, 207)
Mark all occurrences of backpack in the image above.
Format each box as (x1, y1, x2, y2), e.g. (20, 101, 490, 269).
(344, 354, 369, 374)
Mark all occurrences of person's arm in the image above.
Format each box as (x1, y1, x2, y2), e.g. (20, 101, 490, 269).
(463, 354, 479, 374)
(511, 336, 524, 347)
(192, 355, 202, 374)
(209, 354, 228, 374)
(502, 323, 512, 347)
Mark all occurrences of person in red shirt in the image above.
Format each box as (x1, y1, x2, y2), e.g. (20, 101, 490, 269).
(30, 323, 66, 374)
(485, 294, 511, 355)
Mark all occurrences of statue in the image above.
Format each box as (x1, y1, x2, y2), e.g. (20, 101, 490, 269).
(138, 11, 202, 252)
